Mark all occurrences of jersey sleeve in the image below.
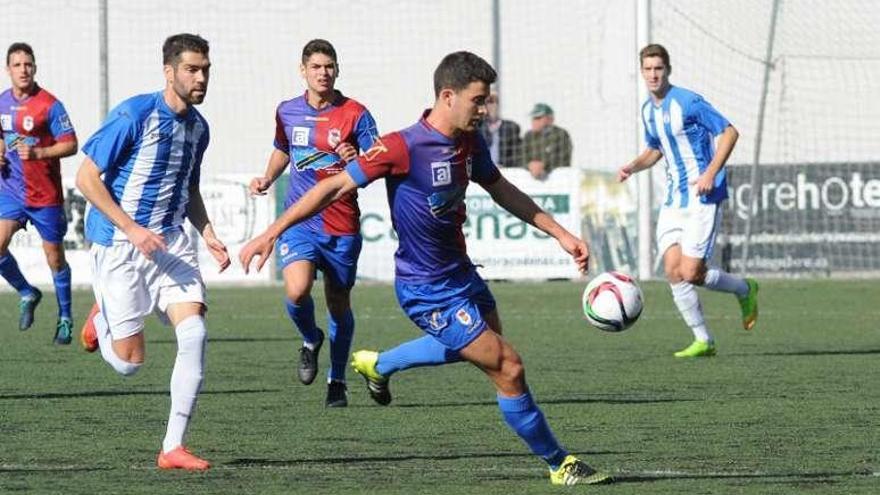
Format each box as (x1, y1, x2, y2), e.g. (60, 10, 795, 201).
(82, 107, 138, 173)
(642, 113, 662, 150)
(353, 110, 379, 152)
(471, 131, 501, 185)
(47, 100, 76, 141)
(272, 108, 289, 153)
(690, 95, 730, 135)
(344, 132, 409, 187)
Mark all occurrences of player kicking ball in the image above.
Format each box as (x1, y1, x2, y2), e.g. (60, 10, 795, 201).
(241, 51, 611, 486)
(76, 34, 229, 470)
(619, 44, 758, 358)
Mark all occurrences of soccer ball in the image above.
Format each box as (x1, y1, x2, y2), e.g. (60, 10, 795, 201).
(582, 271, 644, 332)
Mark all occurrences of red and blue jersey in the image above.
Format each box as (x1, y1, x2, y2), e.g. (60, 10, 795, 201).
(345, 111, 501, 283)
(274, 90, 377, 235)
(0, 85, 76, 207)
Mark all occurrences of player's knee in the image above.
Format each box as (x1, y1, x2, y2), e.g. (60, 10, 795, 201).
(115, 360, 143, 377)
(324, 290, 351, 316)
(285, 287, 311, 304)
(680, 265, 706, 285)
(499, 355, 525, 389)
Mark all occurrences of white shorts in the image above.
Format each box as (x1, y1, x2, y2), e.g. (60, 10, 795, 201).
(90, 228, 206, 339)
(656, 202, 722, 260)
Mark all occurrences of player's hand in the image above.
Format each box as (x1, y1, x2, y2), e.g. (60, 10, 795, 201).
(618, 164, 634, 182)
(691, 172, 715, 195)
(557, 232, 590, 274)
(203, 231, 231, 273)
(239, 231, 276, 274)
(249, 176, 272, 196)
(124, 224, 166, 259)
(14, 142, 40, 160)
(335, 142, 357, 163)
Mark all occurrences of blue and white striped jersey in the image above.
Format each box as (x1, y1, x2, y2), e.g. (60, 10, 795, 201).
(82, 92, 209, 246)
(641, 86, 730, 208)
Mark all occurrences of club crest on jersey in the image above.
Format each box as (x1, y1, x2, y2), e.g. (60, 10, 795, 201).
(22, 116, 34, 132)
(59, 113, 72, 131)
(362, 137, 388, 161)
(279, 243, 289, 256)
(455, 308, 472, 327)
(0, 114, 11, 131)
(431, 162, 452, 186)
(327, 128, 341, 148)
(292, 126, 310, 146)
(427, 310, 447, 331)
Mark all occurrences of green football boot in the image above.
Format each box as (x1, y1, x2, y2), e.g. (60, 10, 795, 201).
(738, 278, 759, 330)
(549, 455, 612, 486)
(673, 339, 716, 358)
(351, 350, 391, 406)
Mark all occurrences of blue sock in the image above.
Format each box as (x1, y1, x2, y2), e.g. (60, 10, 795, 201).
(375, 335, 462, 377)
(497, 392, 568, 469)
(284, 296, 321, 344)
(52, 264, 72, 319)
(327, 309, 354, 382)
(0, 253, 34, 298)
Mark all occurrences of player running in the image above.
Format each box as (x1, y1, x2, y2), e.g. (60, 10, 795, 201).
(0, 42, 78, 343)
(76, 34, 229, 470)
(240, 51, 611, 486)
(618, 44, 759, 358)
(248, 39, 378, 407)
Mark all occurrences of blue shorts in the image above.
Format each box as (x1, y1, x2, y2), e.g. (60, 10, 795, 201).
(0, 192, 67, 244)
(275, 226, 362, 289)
(395, 268, 497, 351)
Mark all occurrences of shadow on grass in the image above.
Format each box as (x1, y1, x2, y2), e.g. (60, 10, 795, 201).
(0, 388, 279, 400)
(612, 470, 873, 485)
(226, 451, 643, 468)
(149, 337, 294, 344)
(748, 349, 880, 357)
(394, 397, 695, 408)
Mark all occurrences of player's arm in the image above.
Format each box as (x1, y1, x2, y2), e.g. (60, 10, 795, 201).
(75, 157, 166, 258)
(249, 148, 290, 196)
(14, 137, 78, 161)
(187, 183, 230, 272)
(483, 175, 589, 273)
(618, 148, 663, 182)
(693, 125, 738, 195)
(239, 171, 359, 273)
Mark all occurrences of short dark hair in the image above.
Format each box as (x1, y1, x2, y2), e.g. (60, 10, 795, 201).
(162, 33, 209, 66)
(7, 42, 34, 66)
(433, 51, 497, 97)
(302, 39, 337, 65)
(639, 43, 670, 68)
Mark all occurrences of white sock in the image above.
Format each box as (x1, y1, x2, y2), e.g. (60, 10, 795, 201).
(162, 315, 207, 453)
(671, 282, 713, 343)
(94, 310, 142, 376)
(704, 268, 749, 297)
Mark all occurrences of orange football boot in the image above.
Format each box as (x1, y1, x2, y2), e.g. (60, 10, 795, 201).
(80, 303, 100, 352)
(157, 446, 211, 471)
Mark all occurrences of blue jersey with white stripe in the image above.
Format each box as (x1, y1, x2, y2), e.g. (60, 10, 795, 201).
(641, 86, 730, 208)
(82, 92, 209, 246)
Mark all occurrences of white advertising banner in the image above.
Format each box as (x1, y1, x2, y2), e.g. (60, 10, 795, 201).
(357, 167, 584, 281)
(2, 174, 274, 289)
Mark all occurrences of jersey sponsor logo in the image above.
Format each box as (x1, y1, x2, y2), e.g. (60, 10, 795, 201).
(0, 114, 11, 131)
(304, 116, 329, 122)
(22, 116, 34, 132)
(279, 243, 289, 256)
(362, 137, 388, 161)
(59, 113, 72, 131)
(292, 126, 310, 146)
(431, 161, 452, 186)
(455, 308, 472, 327)
(427, 187, 466, 218)
(327, 128, 341, 148)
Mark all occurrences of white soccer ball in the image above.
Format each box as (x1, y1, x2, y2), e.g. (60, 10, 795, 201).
(582, 271, 644, 332)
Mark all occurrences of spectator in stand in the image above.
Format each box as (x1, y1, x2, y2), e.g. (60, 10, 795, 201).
(523, 103, 572, 180)
(479, 91, 521, 167)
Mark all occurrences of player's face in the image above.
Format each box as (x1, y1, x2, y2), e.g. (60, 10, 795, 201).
(6, 51, 36, 92)
(301, 53, 338, 95)
(168, 51, 210, 105)
(450, 81, 490, 132)
(640, 56, 669, 94)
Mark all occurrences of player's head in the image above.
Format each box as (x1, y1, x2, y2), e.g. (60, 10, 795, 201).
(6, 42, 37, 92)
(162, 33, 210, 106)
(433, 51, 497, 132)
(300, 39, 338, 96)
(639, 44, 671, 95)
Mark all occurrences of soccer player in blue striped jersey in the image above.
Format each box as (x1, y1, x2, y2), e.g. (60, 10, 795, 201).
(618, 44, 759, 358)
(240, 51, 611, 486)
(75, 34, 229, 470)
